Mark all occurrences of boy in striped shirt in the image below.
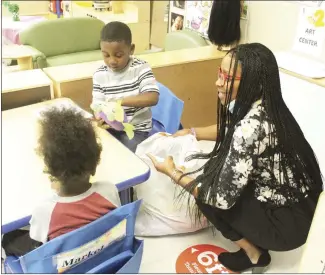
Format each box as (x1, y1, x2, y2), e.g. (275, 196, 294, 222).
(92, 21, 159, 152)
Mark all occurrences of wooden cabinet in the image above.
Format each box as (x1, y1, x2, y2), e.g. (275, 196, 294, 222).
(150, 1, 169, 48)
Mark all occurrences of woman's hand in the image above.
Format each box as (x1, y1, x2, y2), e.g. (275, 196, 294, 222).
(172, 128, 192, 137)
(147, 154, 177, 177)
(158, 129, 193, 138)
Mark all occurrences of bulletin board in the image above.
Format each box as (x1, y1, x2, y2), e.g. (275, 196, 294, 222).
(184, 1, 213, 38)
(183, 0, 249, 39)
(168, 0, 249, 43)
(168, 0, 186, 32)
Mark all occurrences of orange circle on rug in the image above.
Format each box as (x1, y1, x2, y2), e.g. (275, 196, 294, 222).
(175, 244, 237, 274)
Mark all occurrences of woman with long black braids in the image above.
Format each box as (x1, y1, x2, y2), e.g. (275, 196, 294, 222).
(148, 43, 323, 273)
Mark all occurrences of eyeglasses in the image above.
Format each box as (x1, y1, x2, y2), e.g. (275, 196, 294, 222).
(218, 67, 241, 87)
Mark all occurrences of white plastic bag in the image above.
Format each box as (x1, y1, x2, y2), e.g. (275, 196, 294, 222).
(134, 133, 212, 236)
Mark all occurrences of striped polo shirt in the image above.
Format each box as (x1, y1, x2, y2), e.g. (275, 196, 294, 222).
(92, 57, 159, 132)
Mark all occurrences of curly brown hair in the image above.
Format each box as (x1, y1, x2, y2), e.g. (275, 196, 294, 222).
(37, 107, 102, 185)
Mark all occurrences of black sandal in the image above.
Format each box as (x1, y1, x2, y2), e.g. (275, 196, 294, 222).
(218, 248, 271, 273)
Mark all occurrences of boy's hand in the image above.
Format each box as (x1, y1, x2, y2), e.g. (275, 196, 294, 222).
(95, 117, 110, 130)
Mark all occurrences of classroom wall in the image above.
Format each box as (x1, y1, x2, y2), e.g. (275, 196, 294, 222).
(246, 1, 325, 63)
(280, 72, 325, 176)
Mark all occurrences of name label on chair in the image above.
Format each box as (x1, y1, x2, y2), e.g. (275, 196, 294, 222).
(55, 219, 127, 273)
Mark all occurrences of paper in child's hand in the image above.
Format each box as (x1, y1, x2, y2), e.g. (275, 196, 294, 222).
(90, 100, 135, 140)
(114, 100, 124, 122)
(123, 123, 135, 139)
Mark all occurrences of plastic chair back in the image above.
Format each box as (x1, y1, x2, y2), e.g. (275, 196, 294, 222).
(151, 83, 184, 134)
(4, 200, 143, 274)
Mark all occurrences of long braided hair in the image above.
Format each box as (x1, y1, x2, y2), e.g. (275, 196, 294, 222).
(182, 43, 323, 219)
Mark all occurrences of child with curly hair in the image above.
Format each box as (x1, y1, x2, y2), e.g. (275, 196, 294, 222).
(2, 106, 121, 257)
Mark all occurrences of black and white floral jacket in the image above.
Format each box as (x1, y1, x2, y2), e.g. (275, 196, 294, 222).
(201, 100, 308, 210)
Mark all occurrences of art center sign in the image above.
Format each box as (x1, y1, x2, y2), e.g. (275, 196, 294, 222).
(293, 6, 325, 56)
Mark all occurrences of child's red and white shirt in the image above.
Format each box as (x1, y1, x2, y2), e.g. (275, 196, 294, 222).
(29, 182, 121, 243)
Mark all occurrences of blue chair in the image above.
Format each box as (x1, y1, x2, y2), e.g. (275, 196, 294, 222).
(151, 119, 166, 134)
(4, 200, 144, 274)
(150, 82, 184, 135)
